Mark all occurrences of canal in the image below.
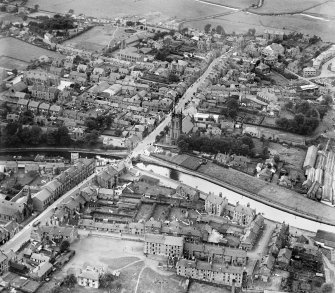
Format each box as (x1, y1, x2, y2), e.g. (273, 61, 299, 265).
(136, 162, 335, 233)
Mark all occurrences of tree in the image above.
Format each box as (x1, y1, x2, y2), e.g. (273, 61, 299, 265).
(225, 96, 239, 119)
(168, 73, 180, 83)
(34, 4, 39, 12)
(57, 126, 72, 146)
(12, 68, 18, 75)
(60, 240, 70, 252)
(216, 25, 224, 35)
(99, 273, 115, 288)
(63, 274, 77, 288)
(321, 283, 334, 293)
(204, 23, 211, 34)
(181, 27, 189, 35)
(247, 28, 256, 36)
(68, 9, 74, 14)
(29, 126, 42, 145)
(85, 130, 99, 145)
(46, 131, 57, 145)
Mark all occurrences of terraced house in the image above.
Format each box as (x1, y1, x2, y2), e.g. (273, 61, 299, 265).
(144, 234, 184, 257)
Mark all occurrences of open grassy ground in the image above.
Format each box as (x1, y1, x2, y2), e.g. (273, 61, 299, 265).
(196, 0, 257, 9)
(198, 162, 267, 194)
(27, 0, 335, 42)
(249, 0, 328, 14)
(0, 38, 62, 69)
(0, 56, 28, 70)
(305, 2, 335, 19)
(63, 25, 131, 52)
(268, 142, 307, 169)
(51, 236, 192, 293)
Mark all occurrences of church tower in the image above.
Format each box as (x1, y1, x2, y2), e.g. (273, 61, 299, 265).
(169, 110, 183, 145)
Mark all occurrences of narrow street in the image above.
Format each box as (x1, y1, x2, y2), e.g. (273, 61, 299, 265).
(130, 50, 232, 159)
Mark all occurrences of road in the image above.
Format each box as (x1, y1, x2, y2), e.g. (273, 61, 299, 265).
(0, 173, 96, 255)
(0, 50, 230, 255)
(130, 50, 232, 159)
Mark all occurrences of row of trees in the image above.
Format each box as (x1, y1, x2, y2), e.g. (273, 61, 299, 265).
(1, 122, 72, 147)
(177, 133, 255, 156)
(29, 14, 75, 36)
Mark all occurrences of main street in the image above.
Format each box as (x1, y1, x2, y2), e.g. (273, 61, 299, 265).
(0, 173, 96, 255)
(0, 51, 229, 255)
(130, 51, 231, 158)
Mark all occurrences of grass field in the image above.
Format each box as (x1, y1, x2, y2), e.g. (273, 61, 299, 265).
(250, 0, 328, 14)
(52, 236, 190, 293)
(63, 25, 131, 52)
(305, 2, 335, 18)
(0, 38, 62, 69)
(196, 0, 257, 9)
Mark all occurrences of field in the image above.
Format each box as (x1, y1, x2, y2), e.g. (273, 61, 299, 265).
(0, 38, 62, 70)
(195, 0, 257, 9)
(306, 2, 335, 18)
(50, 236, 189, 293)
(249, 0, 327, 14)
(63, 25, 131, 52)
(27, 0, 335, 42)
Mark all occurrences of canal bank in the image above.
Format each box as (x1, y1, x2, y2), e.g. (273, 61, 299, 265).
(0, 147, 129, 159)
(136, 155, 335, 232)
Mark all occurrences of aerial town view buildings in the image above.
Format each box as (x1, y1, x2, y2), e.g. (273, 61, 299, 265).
(0, 0, 335, 292)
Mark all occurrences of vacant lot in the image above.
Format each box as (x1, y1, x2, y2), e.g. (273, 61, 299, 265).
(135, 203, 153, 222)
(63, 25, 131, 52)
(0, 38, 62, 69)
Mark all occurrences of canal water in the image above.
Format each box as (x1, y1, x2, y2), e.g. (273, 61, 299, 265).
(136, 162, 335, 233)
